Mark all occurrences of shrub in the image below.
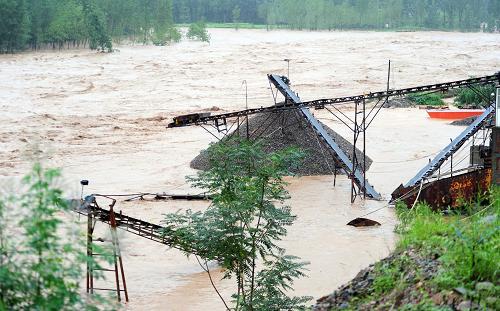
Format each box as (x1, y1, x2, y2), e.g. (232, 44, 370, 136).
(0, 164, 111, 310)
(152, 26, 182, 46)
(406, 92, 445, 106)
(454, 84, 496, 108)
(396, 188, 499, 294)
(187, 21, 211, 43)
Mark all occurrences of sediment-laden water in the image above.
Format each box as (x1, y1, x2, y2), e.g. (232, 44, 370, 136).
(0, 29, 498, 310)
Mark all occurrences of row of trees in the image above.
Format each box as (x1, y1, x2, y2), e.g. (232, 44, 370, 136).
(2, 0, 499, 52)
(0, 0, 176, 53)
(173, 0, 500, 31)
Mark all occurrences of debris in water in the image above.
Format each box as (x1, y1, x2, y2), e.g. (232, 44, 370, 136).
(347, 217, 381, 227)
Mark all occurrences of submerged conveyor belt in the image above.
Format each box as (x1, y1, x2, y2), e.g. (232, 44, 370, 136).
(268, 74, 382, 200)
(404, 105, 495, 188)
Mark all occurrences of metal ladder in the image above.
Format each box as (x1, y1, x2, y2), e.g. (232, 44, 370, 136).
(86, 198, 129, 303)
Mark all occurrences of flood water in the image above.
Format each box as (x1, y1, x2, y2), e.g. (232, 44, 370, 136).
(0, 29, 499, 310)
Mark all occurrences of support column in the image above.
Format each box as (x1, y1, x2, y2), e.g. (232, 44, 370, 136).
(494, 87, 500, 185)
(493, 127, 500, 186)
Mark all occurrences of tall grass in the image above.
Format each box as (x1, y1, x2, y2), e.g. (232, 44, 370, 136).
(395, 187, 499, 303)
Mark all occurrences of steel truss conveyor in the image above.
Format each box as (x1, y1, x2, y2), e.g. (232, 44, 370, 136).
(268, 74, 382, 200)
(168, 73, 500, 128)
(75, 196, 182, 249)
(404, 105, 495, 188)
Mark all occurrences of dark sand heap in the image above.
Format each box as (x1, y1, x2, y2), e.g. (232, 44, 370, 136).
(450, 116, 477, 126)
(191, 110, 372, 176)
(385, 97, 414, 108)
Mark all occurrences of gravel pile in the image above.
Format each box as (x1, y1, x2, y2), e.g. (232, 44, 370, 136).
(450, 116, 477, 126)
(190, 110, 372, 176)
(385, 98, 414, 108)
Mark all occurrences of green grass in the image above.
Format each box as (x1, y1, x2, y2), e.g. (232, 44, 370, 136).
(406, 92, 445, 106)
(176, 23, 269, 29)
(337, 187, 499, 310)
(396, 189, 500, 304)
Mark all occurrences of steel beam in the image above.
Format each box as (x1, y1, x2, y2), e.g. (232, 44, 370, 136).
(168, 72, 500, 128)
(268, 74, 381, 200)
(405, 105, 495, 187)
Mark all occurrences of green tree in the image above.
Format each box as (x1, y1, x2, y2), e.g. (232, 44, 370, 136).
(80, 0, 112, 51)
(163, 139, 310, 310)
(0, 0, 28, 53)
(187, 20, 211, 42)
(232, 5, 241, 29)
(0, 164, 109, 310)
(454, 84, 496, 108)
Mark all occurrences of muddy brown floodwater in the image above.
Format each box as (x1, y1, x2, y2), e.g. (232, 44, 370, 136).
(1, 29, 499, 310)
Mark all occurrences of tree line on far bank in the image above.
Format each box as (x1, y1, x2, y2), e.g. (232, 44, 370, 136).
(0, 0, 177, 53)
(1, 0, 499, 53)
(176, 0, 500, 31)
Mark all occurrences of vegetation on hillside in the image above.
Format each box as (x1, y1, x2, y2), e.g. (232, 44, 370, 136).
(316, 188, 500, 310)
(162, 139, 310, 310)
(0, 164, 112, 310)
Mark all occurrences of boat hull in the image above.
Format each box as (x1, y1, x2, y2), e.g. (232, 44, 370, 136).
(427, 109, 485, 120)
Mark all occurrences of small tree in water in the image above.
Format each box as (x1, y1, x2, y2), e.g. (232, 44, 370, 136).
(163, 139, 311, 310)
(186, 21, 210, 43)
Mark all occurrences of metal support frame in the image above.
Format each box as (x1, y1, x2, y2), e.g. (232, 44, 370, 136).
(167, 71, 500, 202)
(268, 74, 381, 200)
(86, 198, 129, 303)
(168, 72, 500, 129)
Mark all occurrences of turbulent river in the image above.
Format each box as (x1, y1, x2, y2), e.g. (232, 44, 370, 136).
(0, 29, 499, 310)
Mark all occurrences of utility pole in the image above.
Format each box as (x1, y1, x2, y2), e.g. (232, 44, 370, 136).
(283, 58, 291, 78)
(242, 80, 249, 139)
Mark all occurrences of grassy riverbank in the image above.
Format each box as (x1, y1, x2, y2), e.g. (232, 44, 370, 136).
(315, 187, 499, 310)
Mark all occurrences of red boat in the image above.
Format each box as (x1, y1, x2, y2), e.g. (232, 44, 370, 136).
(427, 109, 485, 120)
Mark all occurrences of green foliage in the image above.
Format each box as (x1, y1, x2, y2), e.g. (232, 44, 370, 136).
(454, 84, 496, 108)
(163, 138, 310, 310)
(0, 164, 111, 310)
(395, 202, 454, 252)
(80, 0, 112, 52)
(340, 191, 499, 310)
(1, 0, 181, 52)
(187, 21, 210, 43)
(172, 0, 500, 31)
(153, 26, 182, 46)
(0, 0, 29, 53)
(407, 92, 445, 106)
(372, 255, 412, 295)
(396, 188, 499, 296)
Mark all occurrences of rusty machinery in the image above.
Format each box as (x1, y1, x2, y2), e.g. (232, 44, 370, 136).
(168, 71, 500, 205)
